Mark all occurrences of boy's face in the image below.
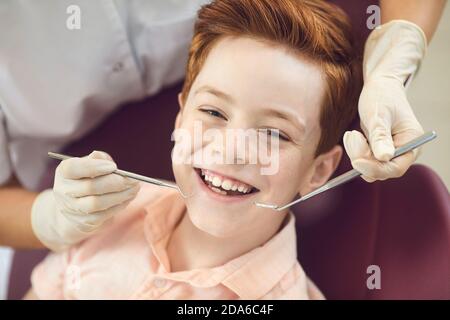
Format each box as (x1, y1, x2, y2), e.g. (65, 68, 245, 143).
(172, 36, 340, 238)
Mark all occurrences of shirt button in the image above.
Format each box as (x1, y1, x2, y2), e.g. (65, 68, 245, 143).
(112, 61, 124, 72)
(153, 277, 167, 288)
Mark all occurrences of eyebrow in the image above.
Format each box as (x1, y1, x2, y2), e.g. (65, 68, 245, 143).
(260, 107, 306, 136)
(194, 85, 306, 135)
(194, 85, 235, 104)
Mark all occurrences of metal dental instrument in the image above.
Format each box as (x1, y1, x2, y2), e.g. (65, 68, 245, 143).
(254, 131, 437, 211)
(47, 152, 191, 198)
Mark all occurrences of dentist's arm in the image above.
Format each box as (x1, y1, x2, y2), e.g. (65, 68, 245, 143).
(0, 178, 42, 248)
(343, 0, 446, 182)
(380, 0, 446, 41)
(0, 151, 140, 251)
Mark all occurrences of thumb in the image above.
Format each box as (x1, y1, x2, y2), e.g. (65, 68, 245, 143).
(343, 130, 372, 161)
(87, 150, 114, 162)
(343, 130, 377, 183)
(366, 117, 395, 162)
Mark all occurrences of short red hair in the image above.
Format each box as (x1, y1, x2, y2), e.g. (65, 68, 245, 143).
(181, 0, 361, 156)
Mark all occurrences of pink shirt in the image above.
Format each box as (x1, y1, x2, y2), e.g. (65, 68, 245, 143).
(31, 183, 324, 299)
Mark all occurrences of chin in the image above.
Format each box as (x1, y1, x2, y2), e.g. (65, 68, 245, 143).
(186, 206, 244, 238)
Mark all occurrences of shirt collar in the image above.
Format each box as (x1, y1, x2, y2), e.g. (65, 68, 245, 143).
(143, 189, 298, 299)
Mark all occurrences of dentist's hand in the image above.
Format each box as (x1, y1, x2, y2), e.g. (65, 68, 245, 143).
(344, 20, 426, 182)
(31, 151, 140, 251)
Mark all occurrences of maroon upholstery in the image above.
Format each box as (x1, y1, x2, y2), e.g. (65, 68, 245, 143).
(295, 165, 450, 299)
(329, 0, 378, 56)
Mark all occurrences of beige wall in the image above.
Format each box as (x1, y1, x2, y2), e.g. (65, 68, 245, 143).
(408, 4, 450, 190)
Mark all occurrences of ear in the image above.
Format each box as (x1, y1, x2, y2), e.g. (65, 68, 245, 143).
(298, 145, 343, 196)
(174, 93, 184, 130)
(178, 93, 184, 111)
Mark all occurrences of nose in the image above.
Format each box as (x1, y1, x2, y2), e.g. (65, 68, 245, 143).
(203, 126, 259, 165)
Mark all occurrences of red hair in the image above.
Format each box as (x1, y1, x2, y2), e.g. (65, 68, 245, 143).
(181, 0, 361, 156)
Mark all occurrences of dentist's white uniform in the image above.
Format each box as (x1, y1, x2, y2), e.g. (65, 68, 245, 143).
(0, 0, 207, 299)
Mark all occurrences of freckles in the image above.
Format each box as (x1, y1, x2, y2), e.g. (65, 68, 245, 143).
(279, 147, 304, 164)
(276, 150, 307, 180)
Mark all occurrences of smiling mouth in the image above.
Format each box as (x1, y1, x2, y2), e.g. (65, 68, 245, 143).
(194, 168, 259, 197)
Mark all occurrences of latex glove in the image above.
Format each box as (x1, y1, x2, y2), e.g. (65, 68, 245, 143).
(31, 151, 140, 251)
(344, 20, 427, 182)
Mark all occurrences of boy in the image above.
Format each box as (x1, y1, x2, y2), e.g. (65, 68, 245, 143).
(27, 0, 360, 299)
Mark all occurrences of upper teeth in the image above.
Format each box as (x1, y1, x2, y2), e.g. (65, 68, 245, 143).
(202, 170, 252, 194)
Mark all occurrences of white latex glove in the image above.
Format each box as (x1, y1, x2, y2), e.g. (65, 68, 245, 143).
(344, 20, 427, 182)
(31, 151, 140, 251)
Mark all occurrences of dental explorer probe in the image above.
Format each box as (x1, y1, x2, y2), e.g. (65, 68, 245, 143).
(47, 152, 191, 198)
(254, 131, 437, 211)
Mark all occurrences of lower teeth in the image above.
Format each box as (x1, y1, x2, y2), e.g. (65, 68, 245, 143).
(210, 186, 227, 195)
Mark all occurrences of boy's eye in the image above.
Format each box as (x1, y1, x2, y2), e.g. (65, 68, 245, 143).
(200, 108, 227, 120)
(261, 128, 290, 142)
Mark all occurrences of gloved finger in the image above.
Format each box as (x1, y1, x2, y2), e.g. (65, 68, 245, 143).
(365, 114, 395, 162)
(72, 184, 140, 214)
(64, 173, 139, 197)
(343, 130, 400, 182)
(57, 156, 117, 179)
(343, 131, 378, 182)
(87, 150, 114, 162)
(361, 175, 376, 183)
(351, 149, 415, 181)
(391, 124, 424, 161)
(343, 130, 372, 160)
(345, 127, 421, 182)
(61, 200, 133, 231)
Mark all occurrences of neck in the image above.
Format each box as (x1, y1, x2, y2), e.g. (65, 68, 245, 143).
(167, 210, 287, 272)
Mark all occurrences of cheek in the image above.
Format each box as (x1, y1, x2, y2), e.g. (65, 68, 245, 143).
(269, 148, 313, 192)
(172, 116, 204, 163)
